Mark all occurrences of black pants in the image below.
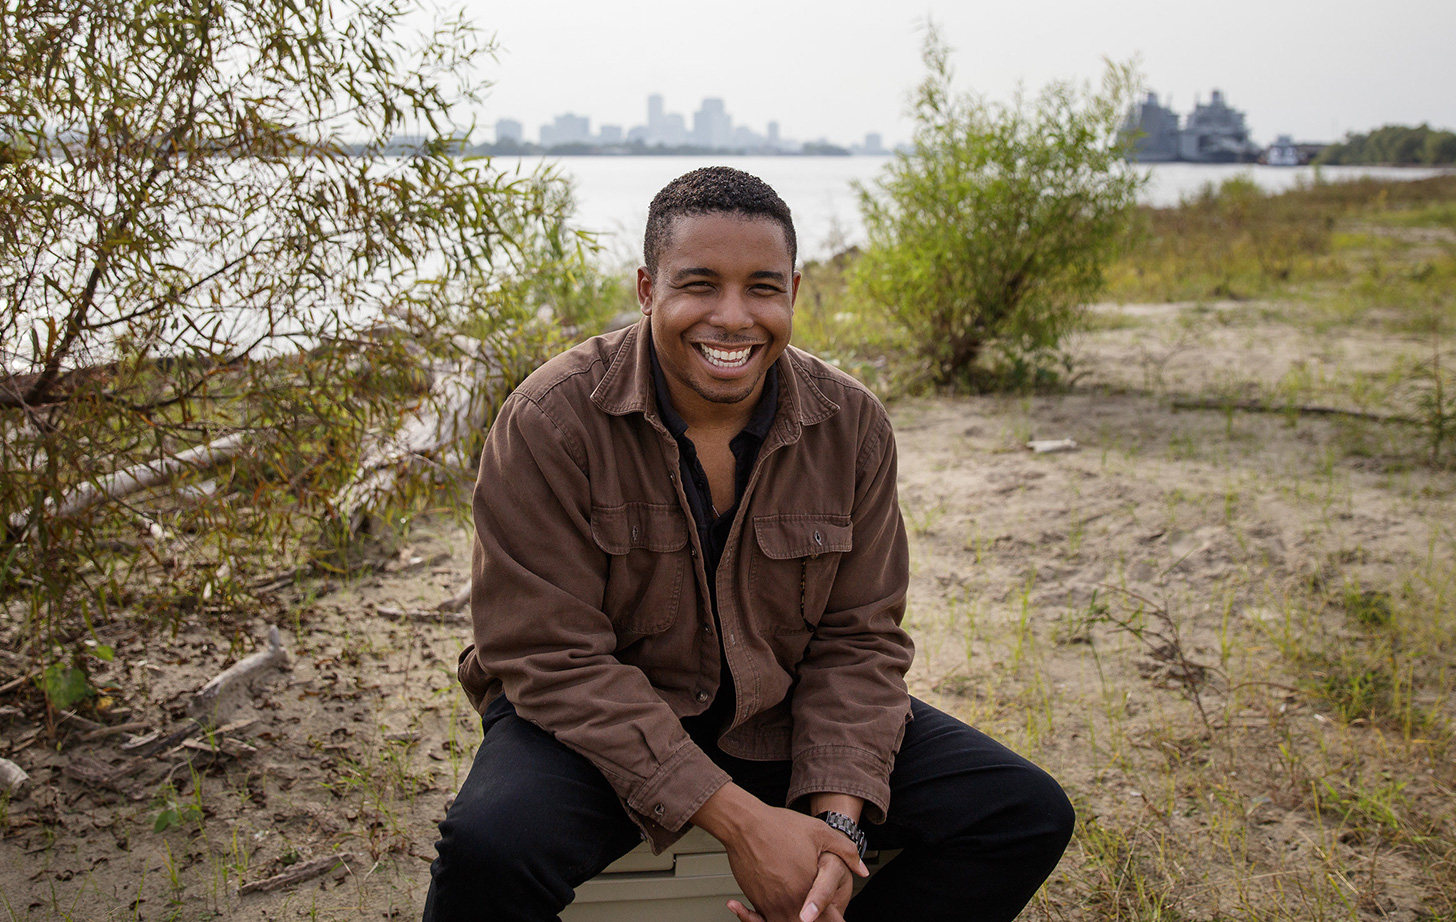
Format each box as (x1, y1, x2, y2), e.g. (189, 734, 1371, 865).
(423, 697, 1074, 922)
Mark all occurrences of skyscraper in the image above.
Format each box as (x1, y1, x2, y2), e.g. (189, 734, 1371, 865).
(694, 98, 732, 149)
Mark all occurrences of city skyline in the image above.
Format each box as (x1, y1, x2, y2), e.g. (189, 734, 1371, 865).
(493, 93, 887, 155)
(441, 0, 1456, 150)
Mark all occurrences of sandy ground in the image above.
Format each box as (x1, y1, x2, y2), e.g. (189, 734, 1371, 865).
(3, 301, 1454, 920)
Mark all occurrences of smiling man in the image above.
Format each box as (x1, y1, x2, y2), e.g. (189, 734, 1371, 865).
(424, 167, 1074, 922)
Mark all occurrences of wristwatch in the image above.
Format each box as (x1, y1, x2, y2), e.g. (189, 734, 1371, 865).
(815, 810, 868, 860)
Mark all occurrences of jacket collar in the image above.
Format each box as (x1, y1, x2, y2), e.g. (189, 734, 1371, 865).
(590, 318, 839, 441)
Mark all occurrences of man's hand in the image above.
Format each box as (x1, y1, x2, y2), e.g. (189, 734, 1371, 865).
(727, 851, 856, 922)
(692, 784, 867, 922)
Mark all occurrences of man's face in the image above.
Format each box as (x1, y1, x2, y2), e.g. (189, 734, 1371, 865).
(638, 212, 798, 423)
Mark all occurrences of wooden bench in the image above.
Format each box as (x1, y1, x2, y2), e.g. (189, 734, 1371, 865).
(562, 827, 898, 921)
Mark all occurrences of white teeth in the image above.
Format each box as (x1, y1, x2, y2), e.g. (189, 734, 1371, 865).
(699, 344, 753, 368)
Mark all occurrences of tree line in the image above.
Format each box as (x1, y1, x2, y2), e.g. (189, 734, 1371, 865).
(1317, 124, 1456, 166)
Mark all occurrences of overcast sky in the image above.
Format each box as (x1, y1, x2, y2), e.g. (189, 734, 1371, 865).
(437, 0, 1455, 148)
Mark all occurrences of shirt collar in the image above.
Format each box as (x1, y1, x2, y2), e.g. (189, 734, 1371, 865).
(648, 336, 779, 442)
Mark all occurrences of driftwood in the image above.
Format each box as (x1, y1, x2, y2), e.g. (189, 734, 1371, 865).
(0, 758, 30, 797)
(62, 753, 144, 791)
(1171, 398, 1414, 425)
(187, 626, 290, 722)
(120, 720, 203, 756)
(437, 581, 470, 613)
(1027, 438, 1078, 454)
(329, 337, 504, 534)
(7, 431, 250, 536)
(238, 852, 357, 896)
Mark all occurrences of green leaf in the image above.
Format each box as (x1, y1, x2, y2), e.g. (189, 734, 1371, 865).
(154, 808, 181, 833)
(39, 664, 93, 710)
(92, 644, 115, 662)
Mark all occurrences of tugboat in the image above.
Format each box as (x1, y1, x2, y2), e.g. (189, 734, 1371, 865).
(1265, 135, 1301, 166)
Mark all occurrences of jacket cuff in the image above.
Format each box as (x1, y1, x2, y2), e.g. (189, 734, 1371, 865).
(787, 744, 895, 825)
(626, 739, 732, 834)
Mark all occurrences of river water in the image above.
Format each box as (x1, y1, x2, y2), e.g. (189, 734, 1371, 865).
(516, 155, 1453, 265)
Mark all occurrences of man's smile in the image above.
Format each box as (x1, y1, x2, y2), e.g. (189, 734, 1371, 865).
(697, 343, 757, 369)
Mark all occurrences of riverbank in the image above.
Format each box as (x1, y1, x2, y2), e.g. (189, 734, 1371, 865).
(3, 287, 1454, 919)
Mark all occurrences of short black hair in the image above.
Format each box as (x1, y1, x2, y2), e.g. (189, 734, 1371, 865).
(643, 166, 797, 276)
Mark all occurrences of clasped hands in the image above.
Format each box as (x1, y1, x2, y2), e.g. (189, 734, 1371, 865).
(692, 784, 868, 922)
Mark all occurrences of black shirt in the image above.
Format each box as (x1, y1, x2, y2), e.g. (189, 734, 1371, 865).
(649, 342, 779, 735)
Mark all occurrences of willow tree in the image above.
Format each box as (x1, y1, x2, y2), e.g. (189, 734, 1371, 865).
(0, 0, 579, 704)
(853, 27, 1145, 390)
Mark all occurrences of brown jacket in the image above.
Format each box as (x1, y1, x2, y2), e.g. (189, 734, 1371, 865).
(458, 320, 913, 850)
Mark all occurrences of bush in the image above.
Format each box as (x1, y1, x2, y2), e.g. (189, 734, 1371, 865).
(852, 27, 1144, 390)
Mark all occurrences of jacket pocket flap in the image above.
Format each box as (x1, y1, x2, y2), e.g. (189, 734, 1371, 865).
(753, 514, 853, 560)
(591, 503, 689, 555)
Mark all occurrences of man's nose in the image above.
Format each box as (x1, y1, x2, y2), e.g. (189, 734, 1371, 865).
(710, 289, 754, 331)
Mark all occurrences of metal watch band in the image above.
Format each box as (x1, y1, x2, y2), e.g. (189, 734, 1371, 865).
(815, 810, 868, 860)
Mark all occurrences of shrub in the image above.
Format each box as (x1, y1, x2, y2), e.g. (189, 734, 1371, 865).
(852, 26, 1144, 390)
(0, 0, 582, 708)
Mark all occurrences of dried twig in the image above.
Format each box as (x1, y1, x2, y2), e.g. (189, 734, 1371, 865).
(1171, 397, 1414, 425)
(377, 605, 468, 625)
(237, 852, 357, 896)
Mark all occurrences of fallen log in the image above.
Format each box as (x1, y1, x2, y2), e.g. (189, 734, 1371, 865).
(7, 431, 251, 536)
(238, 852, 357, 896)
(188, 626, 290, 723)
(328, 337, 506, 535)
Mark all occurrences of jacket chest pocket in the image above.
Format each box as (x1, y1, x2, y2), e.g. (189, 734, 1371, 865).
(749, 514, 853, 635)
(591, 503, 690, 636)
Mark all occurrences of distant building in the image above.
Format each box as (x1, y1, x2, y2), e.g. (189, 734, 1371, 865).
(1121, 93, 1180, 162)
(1179, 91, 1260, 163)
(854, 132, 886, 155)
(495, 118, 523, 144)
(640, 95, 689, 146)
(540, 113, 590, 147)
(1121, 89, 1260, 163)
(694, 98, 733, 149)
(599, 124, 623, 144)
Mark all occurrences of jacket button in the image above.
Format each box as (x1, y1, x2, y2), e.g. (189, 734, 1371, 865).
(653, 804, 665, 816)
(814, 530, 823, 544)
(695, 690, 710, 703)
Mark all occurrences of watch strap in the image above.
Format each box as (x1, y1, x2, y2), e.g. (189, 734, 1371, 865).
(815, 810, 868, 860)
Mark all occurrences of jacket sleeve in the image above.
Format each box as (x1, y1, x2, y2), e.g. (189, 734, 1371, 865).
(786, 411, 914, 824)
(461, 392, 730, 840)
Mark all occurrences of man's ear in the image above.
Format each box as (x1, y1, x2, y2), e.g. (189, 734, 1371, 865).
(790, 270, 801, 309)
(636, 267, 654, 314)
